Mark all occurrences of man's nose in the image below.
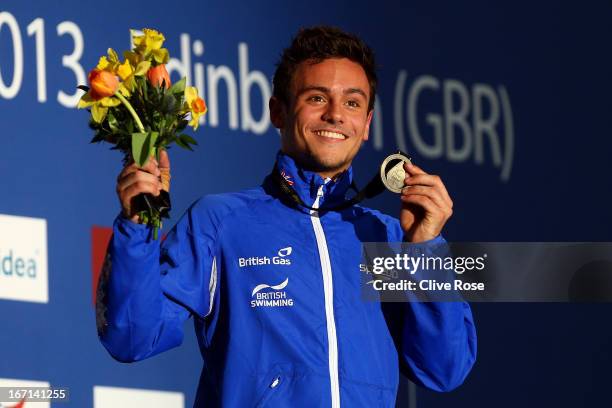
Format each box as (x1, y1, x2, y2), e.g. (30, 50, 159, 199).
(321, 100, 344, 124)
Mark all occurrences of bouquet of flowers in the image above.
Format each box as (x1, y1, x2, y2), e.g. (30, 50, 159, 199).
(77, 28, 206, 239)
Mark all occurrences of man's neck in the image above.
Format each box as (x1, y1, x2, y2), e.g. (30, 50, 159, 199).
(280, 150, 349, 181)
(316, 169, 344, 181)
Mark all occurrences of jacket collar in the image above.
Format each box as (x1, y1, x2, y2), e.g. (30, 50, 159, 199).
(264, 151, 354, 211)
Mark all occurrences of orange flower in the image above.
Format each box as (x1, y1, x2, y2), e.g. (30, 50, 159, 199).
(147, 64, 171, 89)
(192, 97, 206, 114)
(184, 86, 206, 130)
(88, 69, 119, 99)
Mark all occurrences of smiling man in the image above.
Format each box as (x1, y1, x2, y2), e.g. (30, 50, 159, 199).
(272, 57, 373, 179)
(98, 26, 476, 407)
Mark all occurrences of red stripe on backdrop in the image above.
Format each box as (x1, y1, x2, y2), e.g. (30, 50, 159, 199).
(90, 225, 167, 305)
(91, 226, 113, 305)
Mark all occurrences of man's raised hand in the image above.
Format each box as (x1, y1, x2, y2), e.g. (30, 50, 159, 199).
(400, 161, 453, 243)
(116, 150, 171, 222)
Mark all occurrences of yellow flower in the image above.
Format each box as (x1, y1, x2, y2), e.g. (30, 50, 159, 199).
(123, 49, 142, 67)
(116, 58, 141, 95)
(132, 28, 169, 64)
(117, 60, 133, 81)
(184, 86, 207, 130)
(133, 28, 164, 51)
(96, 47, 151, 95)
(77, 91, 120, 124)
(96, 48, 121, 72)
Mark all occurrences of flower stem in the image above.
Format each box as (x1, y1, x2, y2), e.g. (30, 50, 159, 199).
(115, 92, 145, 133)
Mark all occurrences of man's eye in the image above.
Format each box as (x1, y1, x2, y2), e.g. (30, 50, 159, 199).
(346, 100, 360, 108)
(309, 95, 325, 103)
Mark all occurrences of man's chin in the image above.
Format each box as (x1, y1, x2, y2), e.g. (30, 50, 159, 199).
(290, 150, 352, 175)
(308, 158, 349, 176)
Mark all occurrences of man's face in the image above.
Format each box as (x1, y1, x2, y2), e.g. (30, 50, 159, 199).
(270, 58, 373, 178)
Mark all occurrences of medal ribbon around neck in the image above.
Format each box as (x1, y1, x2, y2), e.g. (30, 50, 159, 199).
(270, 151, 412, 213)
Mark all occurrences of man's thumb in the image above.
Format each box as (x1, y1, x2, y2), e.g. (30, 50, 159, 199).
(159, 149, 171, 191)
(159, 148, 170, 169)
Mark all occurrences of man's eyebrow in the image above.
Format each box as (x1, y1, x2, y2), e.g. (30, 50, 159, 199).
(344, 87, 368, 99)
(296, 85, 368, 99)
(296, 85, 330, 96)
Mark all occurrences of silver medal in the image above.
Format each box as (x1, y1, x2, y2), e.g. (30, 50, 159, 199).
(380, 152, 412, 193)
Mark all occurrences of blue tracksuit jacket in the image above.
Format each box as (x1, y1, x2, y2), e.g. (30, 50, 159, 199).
(98, 151, 477, 407)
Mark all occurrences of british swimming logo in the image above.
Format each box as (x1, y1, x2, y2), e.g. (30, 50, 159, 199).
(250, 278, 294, 308)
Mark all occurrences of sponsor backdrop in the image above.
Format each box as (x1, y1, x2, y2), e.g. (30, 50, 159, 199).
(1, 0, 611, 407)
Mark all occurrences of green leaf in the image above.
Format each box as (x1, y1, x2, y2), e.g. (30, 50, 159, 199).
(131, 132, 148, 166)
(174, 136, 192, 150)
(176, 119, 188, 132)
(107, 111, 119, 132)
(131, 131, 159, 167)
(90, 134, 104, 144)
(169, 77, 186, 95)
(179, 134, 198, 146)
(160, 93, 176, 113)
(149, 132, 159, 153)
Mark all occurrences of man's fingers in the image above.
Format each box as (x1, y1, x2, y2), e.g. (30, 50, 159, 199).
(404, 174, 453, 208)
(140, 156, 160, 176)
(400, 193, 439, 215)
(115, 154, 165, 220)
(117, 163, 139, 182)
(123, 182, 161, 202)
(117, 171, 160, 194)
(404, 173, 441, 187)
(403, 163, 453, 208)
(404, 161, 426, 176)
(402, 185, 448, 210)
(118, 159, 160, 181)
(401, 192, 453, 220)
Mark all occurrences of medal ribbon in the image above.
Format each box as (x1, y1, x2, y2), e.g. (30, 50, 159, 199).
(270, 163, 386, 213)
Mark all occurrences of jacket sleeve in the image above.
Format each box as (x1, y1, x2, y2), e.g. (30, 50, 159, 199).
(97, 199, 219, 363)
(382, 231, 477, 392)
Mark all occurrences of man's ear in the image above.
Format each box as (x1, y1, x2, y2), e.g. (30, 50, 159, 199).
(362, 110, 374, 141)
(269, 96, 286, 130)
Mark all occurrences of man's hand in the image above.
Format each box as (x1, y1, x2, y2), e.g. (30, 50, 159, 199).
(116, 150, 171, 222)
(400, 161, 453, 243)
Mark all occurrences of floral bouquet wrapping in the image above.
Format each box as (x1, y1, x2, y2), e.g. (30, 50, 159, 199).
(77, 29, 206, 239)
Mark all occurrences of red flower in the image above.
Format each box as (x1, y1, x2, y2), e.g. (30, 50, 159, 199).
(88, 69, 119, 99)
(147, 64, 171, 89)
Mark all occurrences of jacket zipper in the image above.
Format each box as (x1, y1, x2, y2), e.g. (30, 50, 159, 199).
(310, 183, 341, 408)
(256, 374, 282, 407)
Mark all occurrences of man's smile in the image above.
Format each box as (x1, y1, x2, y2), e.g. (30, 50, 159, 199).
(313, 129, 348, 141)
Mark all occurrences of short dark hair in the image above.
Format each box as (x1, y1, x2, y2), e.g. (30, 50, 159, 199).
(273, 26, 377, 112)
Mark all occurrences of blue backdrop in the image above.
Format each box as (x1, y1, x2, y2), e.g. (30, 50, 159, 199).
(1, 0, 611, 407)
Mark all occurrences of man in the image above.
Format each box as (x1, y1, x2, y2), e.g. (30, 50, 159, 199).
(98, 26, 476, 407)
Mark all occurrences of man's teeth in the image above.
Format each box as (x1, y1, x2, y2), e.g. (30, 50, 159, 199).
(315, 130, 346, 139)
